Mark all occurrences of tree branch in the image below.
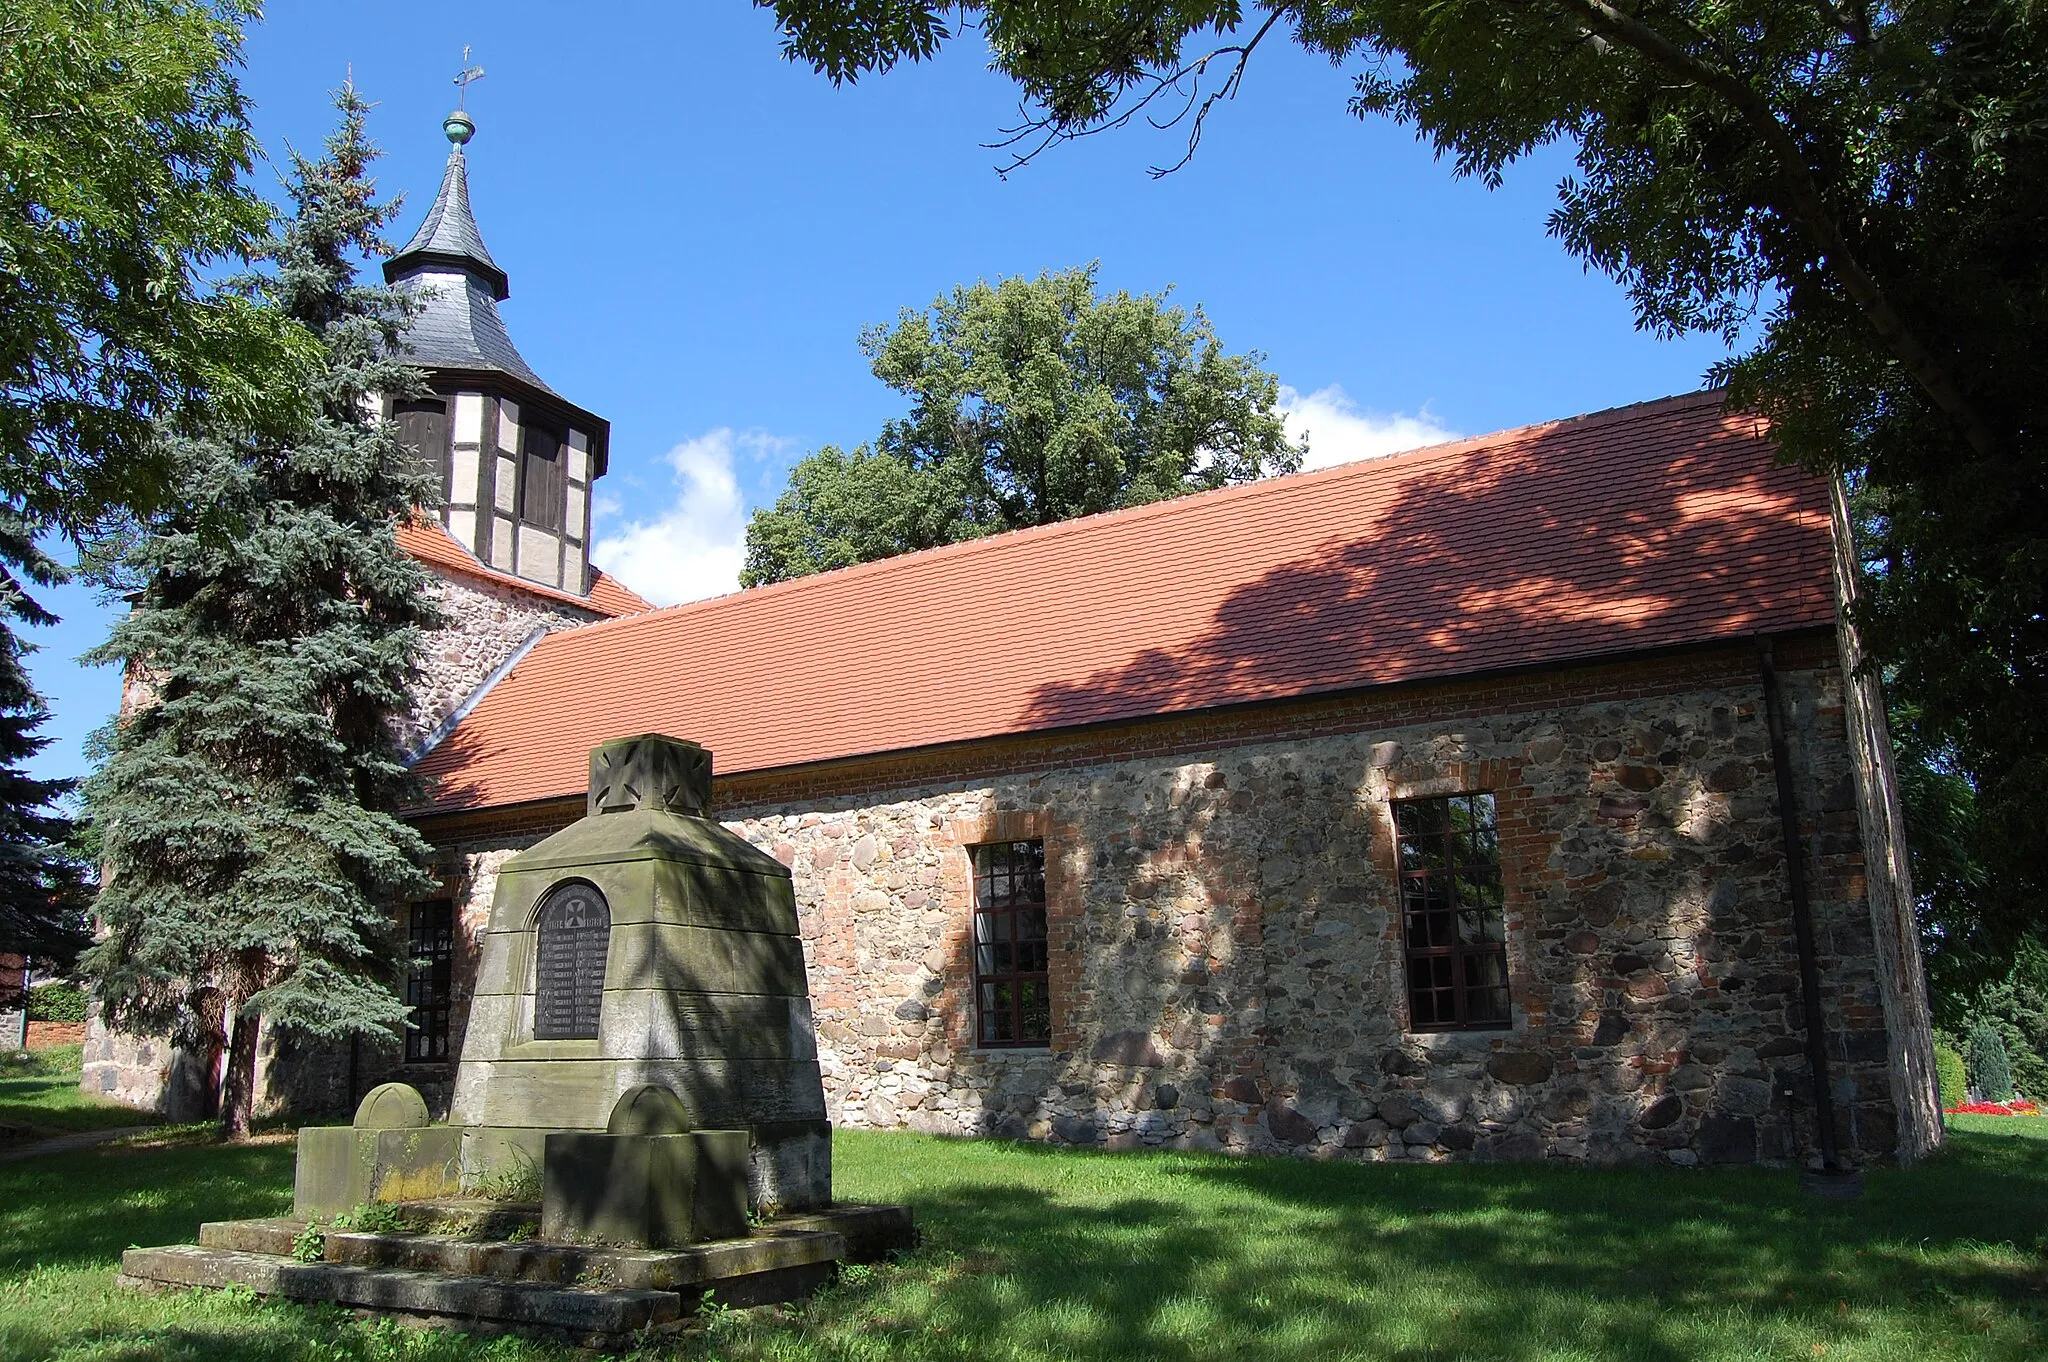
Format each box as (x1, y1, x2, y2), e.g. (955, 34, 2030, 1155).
(1550, 0, 1998, 459)
(988, 6, 1287, 178)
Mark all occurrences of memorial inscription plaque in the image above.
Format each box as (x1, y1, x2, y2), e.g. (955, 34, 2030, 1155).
(535, 880, 610, 1039)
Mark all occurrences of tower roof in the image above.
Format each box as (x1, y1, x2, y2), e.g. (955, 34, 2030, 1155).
(385, 112, 507, 298)
(385, 111, 556, 396)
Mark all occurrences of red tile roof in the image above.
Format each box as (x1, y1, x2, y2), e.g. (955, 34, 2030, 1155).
(396, 518, 653, 618)
(413, 391, 1836, 814)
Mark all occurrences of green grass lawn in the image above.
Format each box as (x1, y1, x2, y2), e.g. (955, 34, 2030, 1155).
(0, 1120, 2044, 1362)
(1947, 1111, 2048, 1143)
(0, 1046, 160, 1147)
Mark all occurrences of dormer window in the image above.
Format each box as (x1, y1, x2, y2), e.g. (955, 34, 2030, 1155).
(520, 421, 564, 531)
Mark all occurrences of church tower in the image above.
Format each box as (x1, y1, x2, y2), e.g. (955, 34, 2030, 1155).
(384, 107, 610, 596)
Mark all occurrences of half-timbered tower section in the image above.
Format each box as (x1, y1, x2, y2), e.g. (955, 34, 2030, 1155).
(383, 109, 612, 597)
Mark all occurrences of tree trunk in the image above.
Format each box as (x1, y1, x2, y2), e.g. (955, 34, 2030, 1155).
(217, 1002, 261, 1139)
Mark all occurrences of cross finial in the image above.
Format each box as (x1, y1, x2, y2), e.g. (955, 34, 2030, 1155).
(453, 46, 486, 109)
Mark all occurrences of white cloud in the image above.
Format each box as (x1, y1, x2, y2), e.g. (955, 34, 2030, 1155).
(591, 428, 793, 607)
(1279, 384, 1457, 471)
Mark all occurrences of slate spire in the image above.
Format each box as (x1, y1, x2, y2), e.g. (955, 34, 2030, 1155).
(385, 111, 509, 300)
(383, 109, 554, 394)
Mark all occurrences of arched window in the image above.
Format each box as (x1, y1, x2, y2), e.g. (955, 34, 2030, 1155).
(534, 881, 611, 1040)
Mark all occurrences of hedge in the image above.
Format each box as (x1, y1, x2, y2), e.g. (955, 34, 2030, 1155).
(26, 982, 87, 1024)
(1934, 1042, 1969, 1111)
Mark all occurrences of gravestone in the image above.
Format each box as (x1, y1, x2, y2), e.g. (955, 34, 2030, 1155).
(295, 1082, 461, 1217)
(543, 1084, 751, 1247)
(451, 734, 831, 1211)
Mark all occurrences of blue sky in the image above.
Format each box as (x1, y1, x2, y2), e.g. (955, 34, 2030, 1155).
(24, 1, 1736, 785)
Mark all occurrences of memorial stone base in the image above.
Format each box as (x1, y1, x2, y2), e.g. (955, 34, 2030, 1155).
(118, 1199, 916, 1348)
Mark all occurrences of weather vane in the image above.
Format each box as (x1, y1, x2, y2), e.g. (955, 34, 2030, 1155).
(453, 46, 485, 108)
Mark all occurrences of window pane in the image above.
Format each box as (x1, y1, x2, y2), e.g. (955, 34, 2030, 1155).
(1016, 904, 1048, 943)
(980, 982, 1012, 1042)
(1019, 979, 1051, 1043)
(1397, 794, 1508, 1032)
(973, 839, 1049, 1047)
(1456, 867, 1503, 909)
(1395, 799, 1445, 838)
(1402, 830, 1449, 869)
(405, 900, 455, 1062)
(1408, 910, 1450, 950)
(1467, 951, 1509, 988)
(1402, 875, 1451, 913)
(1467, 982, 1512, 1025)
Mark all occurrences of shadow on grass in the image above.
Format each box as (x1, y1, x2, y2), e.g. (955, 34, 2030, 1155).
(791, 1129, 2048, 1362)
(0, 1138, 295, 1276)
(4, 1129, 2045, 1362)
(0, 1069, 162, 1142)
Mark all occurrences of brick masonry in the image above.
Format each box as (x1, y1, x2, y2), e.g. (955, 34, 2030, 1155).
(399, 630, 1935, 1169)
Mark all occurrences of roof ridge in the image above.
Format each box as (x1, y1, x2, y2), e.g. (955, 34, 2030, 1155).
(572, 387, 1734, 639)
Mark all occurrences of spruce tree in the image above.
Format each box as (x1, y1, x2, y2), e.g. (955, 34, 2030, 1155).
(1967, 1019, 2016, 1104)
(81, 86, 440, 1136)
(0, 513, 90, 967)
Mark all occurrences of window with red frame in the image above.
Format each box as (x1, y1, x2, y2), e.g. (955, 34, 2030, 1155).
(1393, 793, 1511, 1030)
(972, 840, 1051, 1047)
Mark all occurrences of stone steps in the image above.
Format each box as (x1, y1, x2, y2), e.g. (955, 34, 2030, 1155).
(768, 1204, 917, 1263)
(131, 1202, 917, 1347)
(197, 1202, 913, 1269)
(119, 1245, 682, 1345)
(321, 1226, 845, 1294)
(198, 1217, 303, 1256)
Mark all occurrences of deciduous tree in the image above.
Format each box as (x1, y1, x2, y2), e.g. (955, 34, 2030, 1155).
(2, 0, 308, 532)
(760, 1, 2048, 954)
(743, 264, 1296, 584)
(2, 1, 308, 977)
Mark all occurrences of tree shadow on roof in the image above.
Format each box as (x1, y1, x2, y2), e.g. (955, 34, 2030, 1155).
(1022, 409, 1825, 733)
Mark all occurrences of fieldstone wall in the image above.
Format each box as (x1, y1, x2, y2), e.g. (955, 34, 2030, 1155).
(93, 630, 1932, 1161)
(400, 568, 607, 753)
(414, 634, 1931, 1169)
(81, 1001, 359, 1121)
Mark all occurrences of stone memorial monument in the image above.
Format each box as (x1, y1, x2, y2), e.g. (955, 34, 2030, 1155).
(117, 736, 910, 1344)
(450, 733, 832, 1212)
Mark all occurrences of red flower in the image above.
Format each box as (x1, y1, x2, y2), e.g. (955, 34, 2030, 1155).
(1943, 1099, 2041, 1116)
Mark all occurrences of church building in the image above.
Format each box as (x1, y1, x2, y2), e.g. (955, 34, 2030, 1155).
(84, 110, 1942, 1171)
